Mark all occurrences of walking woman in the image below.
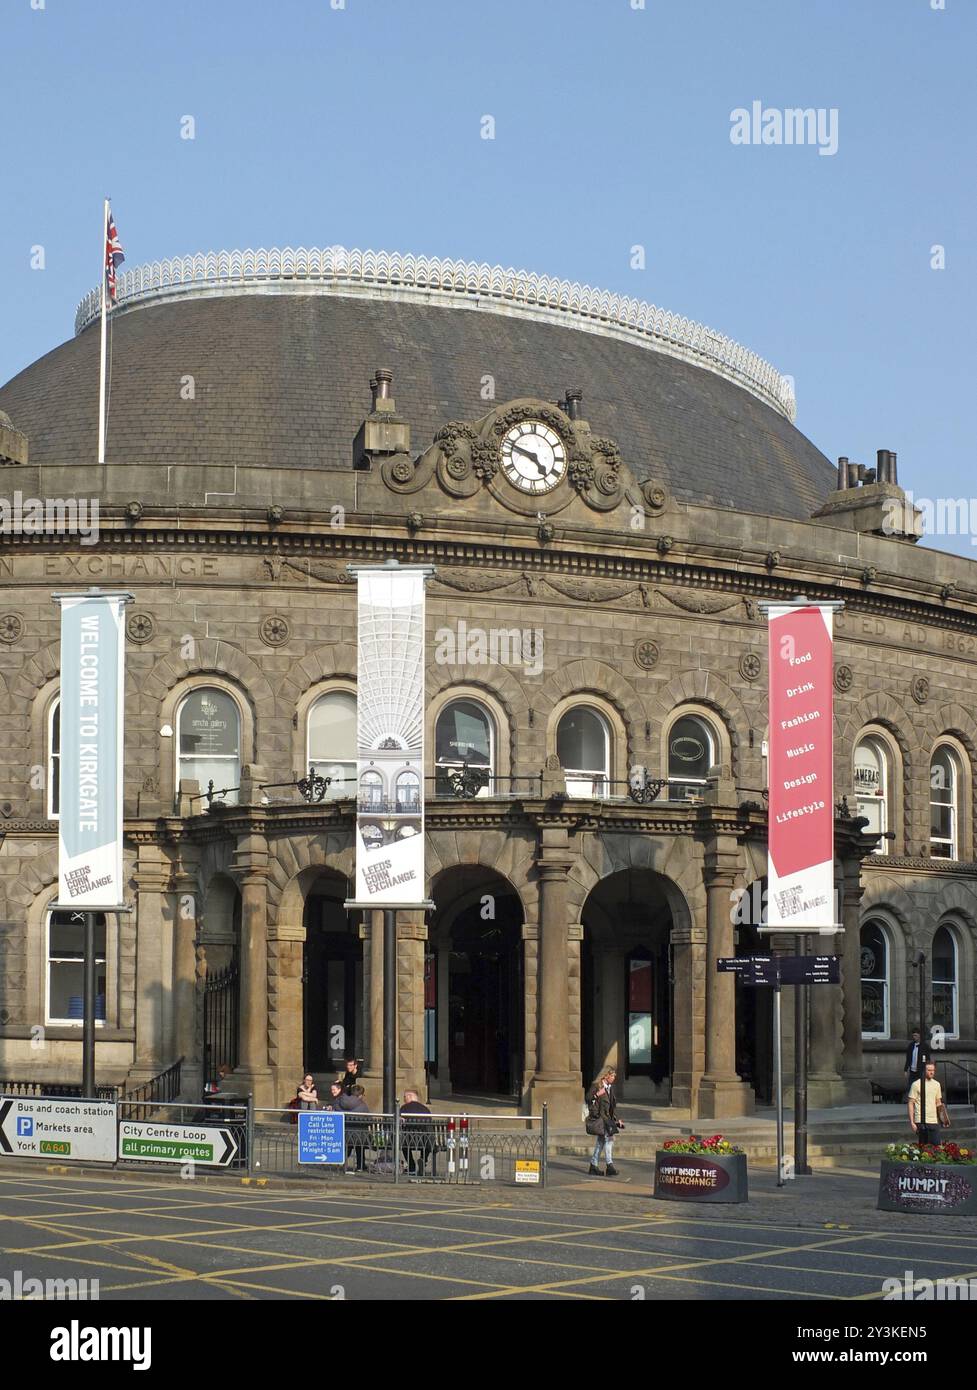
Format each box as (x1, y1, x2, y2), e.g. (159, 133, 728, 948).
(585, 1069, 624, 1176)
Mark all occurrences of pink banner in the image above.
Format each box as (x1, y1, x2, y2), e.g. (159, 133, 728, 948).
(767, 605, 835, 931)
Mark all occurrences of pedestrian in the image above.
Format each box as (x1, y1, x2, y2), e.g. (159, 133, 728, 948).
(324, 1081, 344, 1110)
(585, 1069, 624, 1176)
(908, 1060, 948, 1148)
(297, 1073, 319, 1110)
(904, 1029, 930, 1097)
(340, 1057, 363, 1095)
(339, 1084, 371, 1172)
(399, 1087, 432, 1176)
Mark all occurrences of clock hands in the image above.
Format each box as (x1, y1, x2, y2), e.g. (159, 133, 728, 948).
(511, 441, 549, 475)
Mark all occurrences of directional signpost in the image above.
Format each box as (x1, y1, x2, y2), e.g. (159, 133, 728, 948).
(118, 1121, 240, 1166)
(0, 1097, 117, 1163)
(717, 955, 842, 1186)
(298, 1110, 346, 1165)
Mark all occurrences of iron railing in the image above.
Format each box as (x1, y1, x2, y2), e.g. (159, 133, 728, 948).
(250, 1107, 547, 1187)
(0, 1079, 120, 1101)
(121, 1057, 184, 1123)
(938, 1059, 977, 1108)
(203, 959, 239, 1087)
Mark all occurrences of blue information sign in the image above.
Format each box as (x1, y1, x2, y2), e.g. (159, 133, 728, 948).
(298, 1111, 346, 1164)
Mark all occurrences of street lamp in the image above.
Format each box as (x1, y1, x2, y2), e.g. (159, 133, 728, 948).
(911, 949, 928, 1145)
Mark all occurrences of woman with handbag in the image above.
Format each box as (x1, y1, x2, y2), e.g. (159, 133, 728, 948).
(585, 1069, 624, 1176)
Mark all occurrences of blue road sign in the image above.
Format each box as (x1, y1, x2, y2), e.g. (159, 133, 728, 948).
(17, 1117, 33, 1136)
(298, 1110, 346, 1164)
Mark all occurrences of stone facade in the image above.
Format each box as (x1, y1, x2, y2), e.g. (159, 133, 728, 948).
(0, 263, 974, 1124)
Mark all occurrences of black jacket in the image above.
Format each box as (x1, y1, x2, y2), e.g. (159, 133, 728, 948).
(586, 1081, 618, 1130)
(904, 1040, 931, 1074)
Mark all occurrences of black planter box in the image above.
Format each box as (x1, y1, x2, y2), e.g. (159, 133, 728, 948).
(654, 1150, 748, 1203)
(878, 1160, 977, 1214)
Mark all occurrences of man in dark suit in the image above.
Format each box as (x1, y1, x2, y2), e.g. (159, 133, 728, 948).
(904, 1030, 930, 1092)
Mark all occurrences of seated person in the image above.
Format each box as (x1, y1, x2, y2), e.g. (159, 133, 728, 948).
(340, 1057, 363, 1095)
(297, 1074, 319, 1109)
(324, 1081, 345, 1110)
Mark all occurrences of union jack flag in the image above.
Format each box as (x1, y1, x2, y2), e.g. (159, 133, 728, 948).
(105, 211, 125, 302)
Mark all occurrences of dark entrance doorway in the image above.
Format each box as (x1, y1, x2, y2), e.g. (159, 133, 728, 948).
(581, 869, 675, 1098)
(303, 888, 362, 1076)
(734, 881, 774, 1104)
(431, 867, 524, 1098)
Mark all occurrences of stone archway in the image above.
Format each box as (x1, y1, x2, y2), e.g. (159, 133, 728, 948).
(429, 864, 525, 1101)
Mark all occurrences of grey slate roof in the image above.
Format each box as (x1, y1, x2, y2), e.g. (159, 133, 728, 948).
(0, 292, 836, 519)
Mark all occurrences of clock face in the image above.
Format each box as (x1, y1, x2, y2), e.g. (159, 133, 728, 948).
(500, 421, 567, 494)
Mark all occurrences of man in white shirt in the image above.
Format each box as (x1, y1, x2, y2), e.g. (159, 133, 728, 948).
(907, 1061, 944, 1148)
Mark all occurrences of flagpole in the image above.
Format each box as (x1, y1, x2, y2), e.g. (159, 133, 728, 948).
(97, 197, 109, 465)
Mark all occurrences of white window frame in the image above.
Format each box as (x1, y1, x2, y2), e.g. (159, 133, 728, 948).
(932, 926, 959, 1040)
(854, 735, 889, 838)
(859, 920, 890, 1040)
(667, 713, 717, 801)
(396, 768, 420, 810)
(45, 909, 107, 1028)
(306, 689, 357, 800)
(558, 705, 611, 799)
(176, 688, 242, 805)
(47, 696, 61, 821)
(435, 699, 496, 797)
(930, 745, 959, 860)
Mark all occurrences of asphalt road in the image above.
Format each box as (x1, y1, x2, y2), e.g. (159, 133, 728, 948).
(2, 1159, 977, 1301)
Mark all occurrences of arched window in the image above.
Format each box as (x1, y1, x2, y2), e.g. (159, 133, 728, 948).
(854, 736, 889, 837)
(177, 688, 242, 806)
(860, 921, 890, 1039)
(47, 909, 106, 1026)
(359, 769, 383, 808)
(396, 769, 420, 811)
(435, 699, 495, 797)
(47, 697, 61, 820)
(307, 690, 356, 800)
(930, 746, 959, 859)
(557, 706, 610, 798)
(668, 714, 717, 801)
(932, 926, 959, 1038)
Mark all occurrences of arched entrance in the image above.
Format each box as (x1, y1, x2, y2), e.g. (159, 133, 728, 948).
(302, 873, 362, 1076)
(199, 874, 241, 1087)
(429, 866, 524, 1099)
(581, 869, 675, 1101)
(734, 878, 774, 1104)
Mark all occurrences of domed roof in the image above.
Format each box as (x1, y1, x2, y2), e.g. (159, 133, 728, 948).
(0, 248, 836, 520)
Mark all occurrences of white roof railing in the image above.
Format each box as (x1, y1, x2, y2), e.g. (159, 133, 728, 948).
(74, 246, 796, 420)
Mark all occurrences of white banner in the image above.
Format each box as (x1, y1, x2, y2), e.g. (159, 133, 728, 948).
(353, 567, 428, 905)
(56, 592, 128, 908)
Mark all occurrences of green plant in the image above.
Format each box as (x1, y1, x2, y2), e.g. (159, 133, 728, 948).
(661, 1133, 744, 1157)
(885, 1140, 976, 1165)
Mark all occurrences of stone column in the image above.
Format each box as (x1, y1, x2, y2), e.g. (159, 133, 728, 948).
(397, 909, 428, 1099)
(840, 855, 872, 1101)
(698, 837, 755, 1117)
(669, 920, 707, 1114)
(430, 939, 452, 1099)
(267, 922, 305, 1104)
(528, 825, 581, 1124)
(361, 909, 385, 1107)
(230, 801, 274, 1106)
(807, 868, 846, 1108)
(172, 862, 202, 1100)
(129, 840, 170, 1083)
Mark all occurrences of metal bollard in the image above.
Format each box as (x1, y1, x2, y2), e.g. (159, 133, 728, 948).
(459, 1115, 469, 1181)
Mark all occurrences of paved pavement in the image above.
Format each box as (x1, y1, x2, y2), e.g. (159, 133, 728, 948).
(2, 1156, 975, 1301)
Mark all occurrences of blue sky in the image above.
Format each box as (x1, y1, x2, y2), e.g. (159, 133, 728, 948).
(2, 0, 974, 553)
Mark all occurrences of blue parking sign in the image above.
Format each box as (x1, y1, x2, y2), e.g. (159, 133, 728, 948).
(298, 1110, 345, 1164)
(17, 1117, 33, 1137)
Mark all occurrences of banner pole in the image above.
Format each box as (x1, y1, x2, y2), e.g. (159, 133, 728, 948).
(794, 930, 811, 1174)
(97, 198, 109, 465)
(383, 907, 397, 1114)
(774, 970, 785, 1187)
(82, 910, 96, 1098)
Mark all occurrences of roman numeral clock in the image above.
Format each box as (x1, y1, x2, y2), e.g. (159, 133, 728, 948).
(499, 420, 567, 496)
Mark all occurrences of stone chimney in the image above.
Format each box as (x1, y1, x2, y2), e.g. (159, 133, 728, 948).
(811, 449, 922, 541)
(353, 368, 411, 470)
(0, 411, 28, 466)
